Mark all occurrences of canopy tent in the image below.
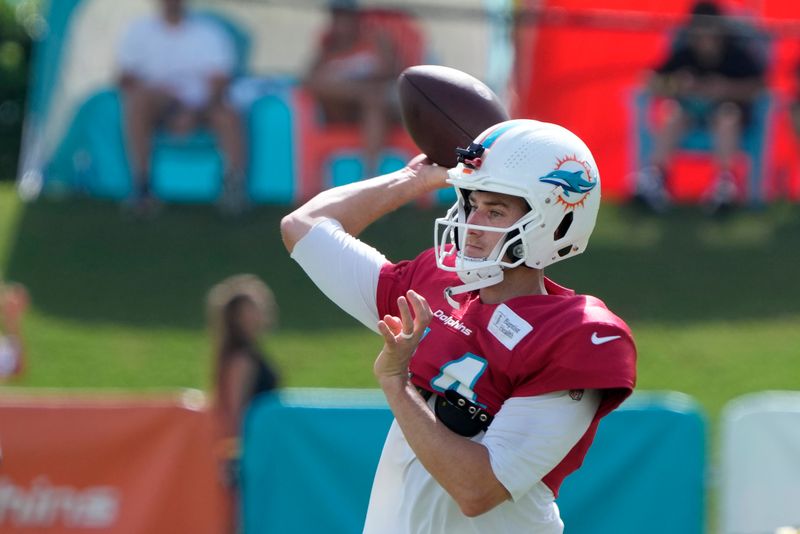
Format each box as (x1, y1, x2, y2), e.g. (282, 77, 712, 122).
(18, 0, 515, 201)
(20, 0, 800, 203)
(516, 0, 800, 202)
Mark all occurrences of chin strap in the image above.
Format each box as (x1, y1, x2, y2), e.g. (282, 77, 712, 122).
(443, 271, 504, 309)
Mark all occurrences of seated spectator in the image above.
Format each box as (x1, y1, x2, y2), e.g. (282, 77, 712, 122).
(634, 1, 766, 215)
(0, 282, 28, 380)
(117, 0, 247, 217)
(206, 274, 279, 532)
(304, 0, 402, 176)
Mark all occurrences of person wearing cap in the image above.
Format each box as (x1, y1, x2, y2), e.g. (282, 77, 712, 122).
(634, 0, 766, 215)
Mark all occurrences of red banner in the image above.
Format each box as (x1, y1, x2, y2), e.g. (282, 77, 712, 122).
(0, 391, 227, 533)
(517, 0, 800, 202)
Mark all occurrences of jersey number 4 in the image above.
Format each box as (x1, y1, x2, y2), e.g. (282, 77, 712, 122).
(430, 353, 487, 403)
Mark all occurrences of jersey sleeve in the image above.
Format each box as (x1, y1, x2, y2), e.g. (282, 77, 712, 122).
(512, 322, 636, 415)
(375, 250, 429, 320)
(290, 218, 388, 333)
(483, 389, 601, 501)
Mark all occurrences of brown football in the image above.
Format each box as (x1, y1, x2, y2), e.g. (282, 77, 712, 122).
(398, 65, 510, 167)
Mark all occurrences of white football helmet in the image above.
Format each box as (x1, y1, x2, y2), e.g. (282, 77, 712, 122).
(434, 119, 601, 305)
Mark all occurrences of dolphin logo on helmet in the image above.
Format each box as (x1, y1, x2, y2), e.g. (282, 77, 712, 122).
(434, 119, 602, 307)
(539, 170, 597, 197)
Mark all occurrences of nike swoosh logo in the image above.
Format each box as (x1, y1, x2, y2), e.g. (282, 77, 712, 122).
(591, 332, 621, 345)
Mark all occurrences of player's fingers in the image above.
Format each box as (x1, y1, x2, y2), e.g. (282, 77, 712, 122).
(377, 320, 398, 345)
(406, 290, 432, 329)
(384, 315, 404, 333)
(384, 315, 403, 334)
(396, 296, 414, 337)
(409, 290, 431, 316)
(405, 153, 433, 173)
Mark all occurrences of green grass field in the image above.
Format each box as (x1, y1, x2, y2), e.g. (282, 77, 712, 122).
(2, 180, 799, 427)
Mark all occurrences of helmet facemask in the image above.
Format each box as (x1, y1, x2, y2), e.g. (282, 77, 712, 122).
(434, 187, 541, 307)
(431, 119, 601, 307)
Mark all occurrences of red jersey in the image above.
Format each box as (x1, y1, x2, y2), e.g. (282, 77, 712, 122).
(376, 248, 637, 496)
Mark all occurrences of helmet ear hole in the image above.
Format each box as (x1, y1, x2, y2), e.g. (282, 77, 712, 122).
(554, 211, 574, 241)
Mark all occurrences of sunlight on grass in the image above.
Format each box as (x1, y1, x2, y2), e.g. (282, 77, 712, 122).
(696, 210, 782, 248)
(16, 312, 800, 428)
(1, 188, 796, 418)
(15, 312, 213, 389)
(592, 203, 664, 248)
(634, 317, 800, 421)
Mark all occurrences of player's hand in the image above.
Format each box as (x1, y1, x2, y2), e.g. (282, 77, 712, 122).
(374, 290, 432, 387)
(404, 154, 450, 190)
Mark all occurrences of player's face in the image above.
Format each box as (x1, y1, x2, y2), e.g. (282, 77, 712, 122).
(464, 191, 528, 259)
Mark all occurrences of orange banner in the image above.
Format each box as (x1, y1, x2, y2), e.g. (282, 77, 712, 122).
(0, 391, 227, 533)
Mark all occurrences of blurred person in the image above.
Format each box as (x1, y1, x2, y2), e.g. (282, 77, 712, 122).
(0, 282, 28, 380)
(281, 119, 636, 532)
(117, 0, 248, 217)
(207, 274, 279, 531)
(304, 0, 402, 176)
(789, 60, 800, 143)
(634, 0, 766, 215)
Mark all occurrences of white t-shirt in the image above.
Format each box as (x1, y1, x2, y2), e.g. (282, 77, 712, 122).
(117, 15, 236, 108)
(291, 219, 601, 533)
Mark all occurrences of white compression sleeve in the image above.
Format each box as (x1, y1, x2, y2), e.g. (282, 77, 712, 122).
(290, 218, 388, 333)
(482, 389, 602, 501)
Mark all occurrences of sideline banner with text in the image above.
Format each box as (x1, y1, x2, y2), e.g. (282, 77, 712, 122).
(0, 391, 227, 533)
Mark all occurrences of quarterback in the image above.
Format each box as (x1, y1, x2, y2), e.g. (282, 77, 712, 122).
(281, 119, 637, 532)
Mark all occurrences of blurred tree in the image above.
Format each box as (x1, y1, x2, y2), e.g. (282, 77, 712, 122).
(0, 0, 33, 181)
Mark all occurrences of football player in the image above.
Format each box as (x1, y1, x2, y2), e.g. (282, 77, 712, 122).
(281, 119, 637, 532)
